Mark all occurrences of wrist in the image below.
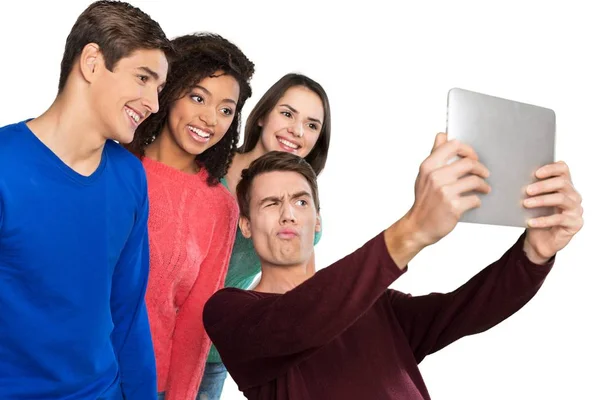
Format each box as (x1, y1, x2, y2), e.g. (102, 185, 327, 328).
(384, 215, 427, 270)
(523, 233, 552, 265)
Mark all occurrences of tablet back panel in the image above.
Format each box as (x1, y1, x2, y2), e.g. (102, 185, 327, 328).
(446, 88, 556, 227)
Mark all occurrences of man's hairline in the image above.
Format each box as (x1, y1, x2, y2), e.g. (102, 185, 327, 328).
(243, 169, 320, 221)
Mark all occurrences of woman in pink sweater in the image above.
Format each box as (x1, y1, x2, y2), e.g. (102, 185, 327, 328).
(126, 33, 254, 400)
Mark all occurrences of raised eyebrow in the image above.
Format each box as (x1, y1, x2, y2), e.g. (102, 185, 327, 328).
(291, 191, 312, 200)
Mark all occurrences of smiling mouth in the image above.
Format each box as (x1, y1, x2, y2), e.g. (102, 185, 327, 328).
(125, 106, 142, 126)
(188, 125, 213, 142)
(277, 136, 301, 151)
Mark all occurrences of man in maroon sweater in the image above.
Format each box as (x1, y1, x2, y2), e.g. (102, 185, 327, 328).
(203, 133, 584, 400)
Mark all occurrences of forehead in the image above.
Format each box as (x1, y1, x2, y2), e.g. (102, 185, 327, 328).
(115, 48, 169, 81)
(195, 72, 241, 101)
(250, 171, 313, 203)
(277, 86, 324, 120)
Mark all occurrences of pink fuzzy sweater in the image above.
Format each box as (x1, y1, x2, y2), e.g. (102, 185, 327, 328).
(142, 157, 238, 400)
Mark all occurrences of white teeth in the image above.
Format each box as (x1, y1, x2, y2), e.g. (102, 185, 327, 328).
(126, 108, 140, 123)
(188, 125, 211, 138)
(278, 138, 299, 149)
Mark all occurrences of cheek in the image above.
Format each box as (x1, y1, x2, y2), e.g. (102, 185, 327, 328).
(301, 133, 320, 156)
(215, 117, 234, 141)
(169, 102, 194, 133)
(118, 76, 141, 101)
(262, 117, 285, 138)
(252, 212, 277, 236)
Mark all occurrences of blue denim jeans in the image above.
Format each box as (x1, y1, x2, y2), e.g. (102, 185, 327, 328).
(197, 362, 228, 400)
(157, 363, 227, 400)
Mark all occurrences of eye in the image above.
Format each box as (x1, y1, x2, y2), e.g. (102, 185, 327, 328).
(221, 107, 234, 116)
(190, 94, 205, 104)
(296, 199, 308, 207)
(137, 75, 149, 83)
(281, 111, 292, 118)
(308, 123, 319, 131)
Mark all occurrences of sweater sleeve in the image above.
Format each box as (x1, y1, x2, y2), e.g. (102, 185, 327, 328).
(110, 177, 157, 400)
(387, 231, 554, 363)
(0, 190, 3, 230)
(314, 214, 323, 245)
(165, 198, 238, 400)
(203, 231, 403, 386)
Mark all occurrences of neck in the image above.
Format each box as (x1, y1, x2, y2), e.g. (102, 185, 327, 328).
(253, 252, 317, 294)
(26, 93, 107, 176)
(145, 125, 199, 174)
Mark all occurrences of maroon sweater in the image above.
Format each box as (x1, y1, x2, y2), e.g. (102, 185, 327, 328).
(203, 231, 553, 399)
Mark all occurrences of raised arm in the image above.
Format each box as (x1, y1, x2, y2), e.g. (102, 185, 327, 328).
(388, 143, 583, 363)
(388, 232, 553, 363)
(110, 177, 157, 400)
(203, 133, 491, 383)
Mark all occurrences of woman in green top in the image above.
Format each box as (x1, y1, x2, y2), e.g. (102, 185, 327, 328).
(198, 73, 332, 399)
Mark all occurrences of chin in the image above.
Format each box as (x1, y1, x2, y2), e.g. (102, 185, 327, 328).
(109, 126, 137, 144)
(112, 131, 135, 144)
(277, 254, 308, 267)
(182, 142, 209, 157)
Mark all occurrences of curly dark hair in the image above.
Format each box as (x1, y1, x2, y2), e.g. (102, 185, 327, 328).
(128, 32, 255, 185)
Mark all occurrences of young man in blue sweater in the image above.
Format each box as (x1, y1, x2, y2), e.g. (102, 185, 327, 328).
(0, 2, 174, 399)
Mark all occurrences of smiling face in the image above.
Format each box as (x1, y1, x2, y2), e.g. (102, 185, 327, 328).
(164, 71, 240, 158)
(240, 170, 321, 268)
(255, 86, 324, 158)
(89, 48, 169, 144)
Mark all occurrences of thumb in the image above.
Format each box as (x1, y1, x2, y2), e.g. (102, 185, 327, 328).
(431, 132, 448, 154)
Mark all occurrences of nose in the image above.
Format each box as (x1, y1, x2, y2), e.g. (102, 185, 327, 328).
(279, 202, 297, 224)
(288, 121, 304, 138)
(142, 88, 160, 114)
(199, 108, 218, 127)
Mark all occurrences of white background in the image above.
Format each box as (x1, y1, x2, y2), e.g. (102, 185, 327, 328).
(1, 1, 598, 399)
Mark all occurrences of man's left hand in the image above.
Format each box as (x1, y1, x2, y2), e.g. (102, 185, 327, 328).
(522, 161, 584, 264)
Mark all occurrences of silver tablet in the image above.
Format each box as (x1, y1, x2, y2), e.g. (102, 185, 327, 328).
(446, 88, 556, 228)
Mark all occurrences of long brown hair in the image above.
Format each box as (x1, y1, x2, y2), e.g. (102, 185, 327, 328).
(240, 73, 331, 176)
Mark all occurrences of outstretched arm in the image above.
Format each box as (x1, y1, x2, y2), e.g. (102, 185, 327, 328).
(388, 232, 553, 363)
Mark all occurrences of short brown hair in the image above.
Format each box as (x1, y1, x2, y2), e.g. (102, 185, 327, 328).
(240, 73, 332, 176)
(237, 151, 320, 219)
(58, 0, 175, 92)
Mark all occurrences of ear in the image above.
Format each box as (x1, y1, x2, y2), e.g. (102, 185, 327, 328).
(257, 117, 263, 127)
(239, 216, 252, 239)
(315, 212, 322, 233)
(79, 43, 102, 84)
